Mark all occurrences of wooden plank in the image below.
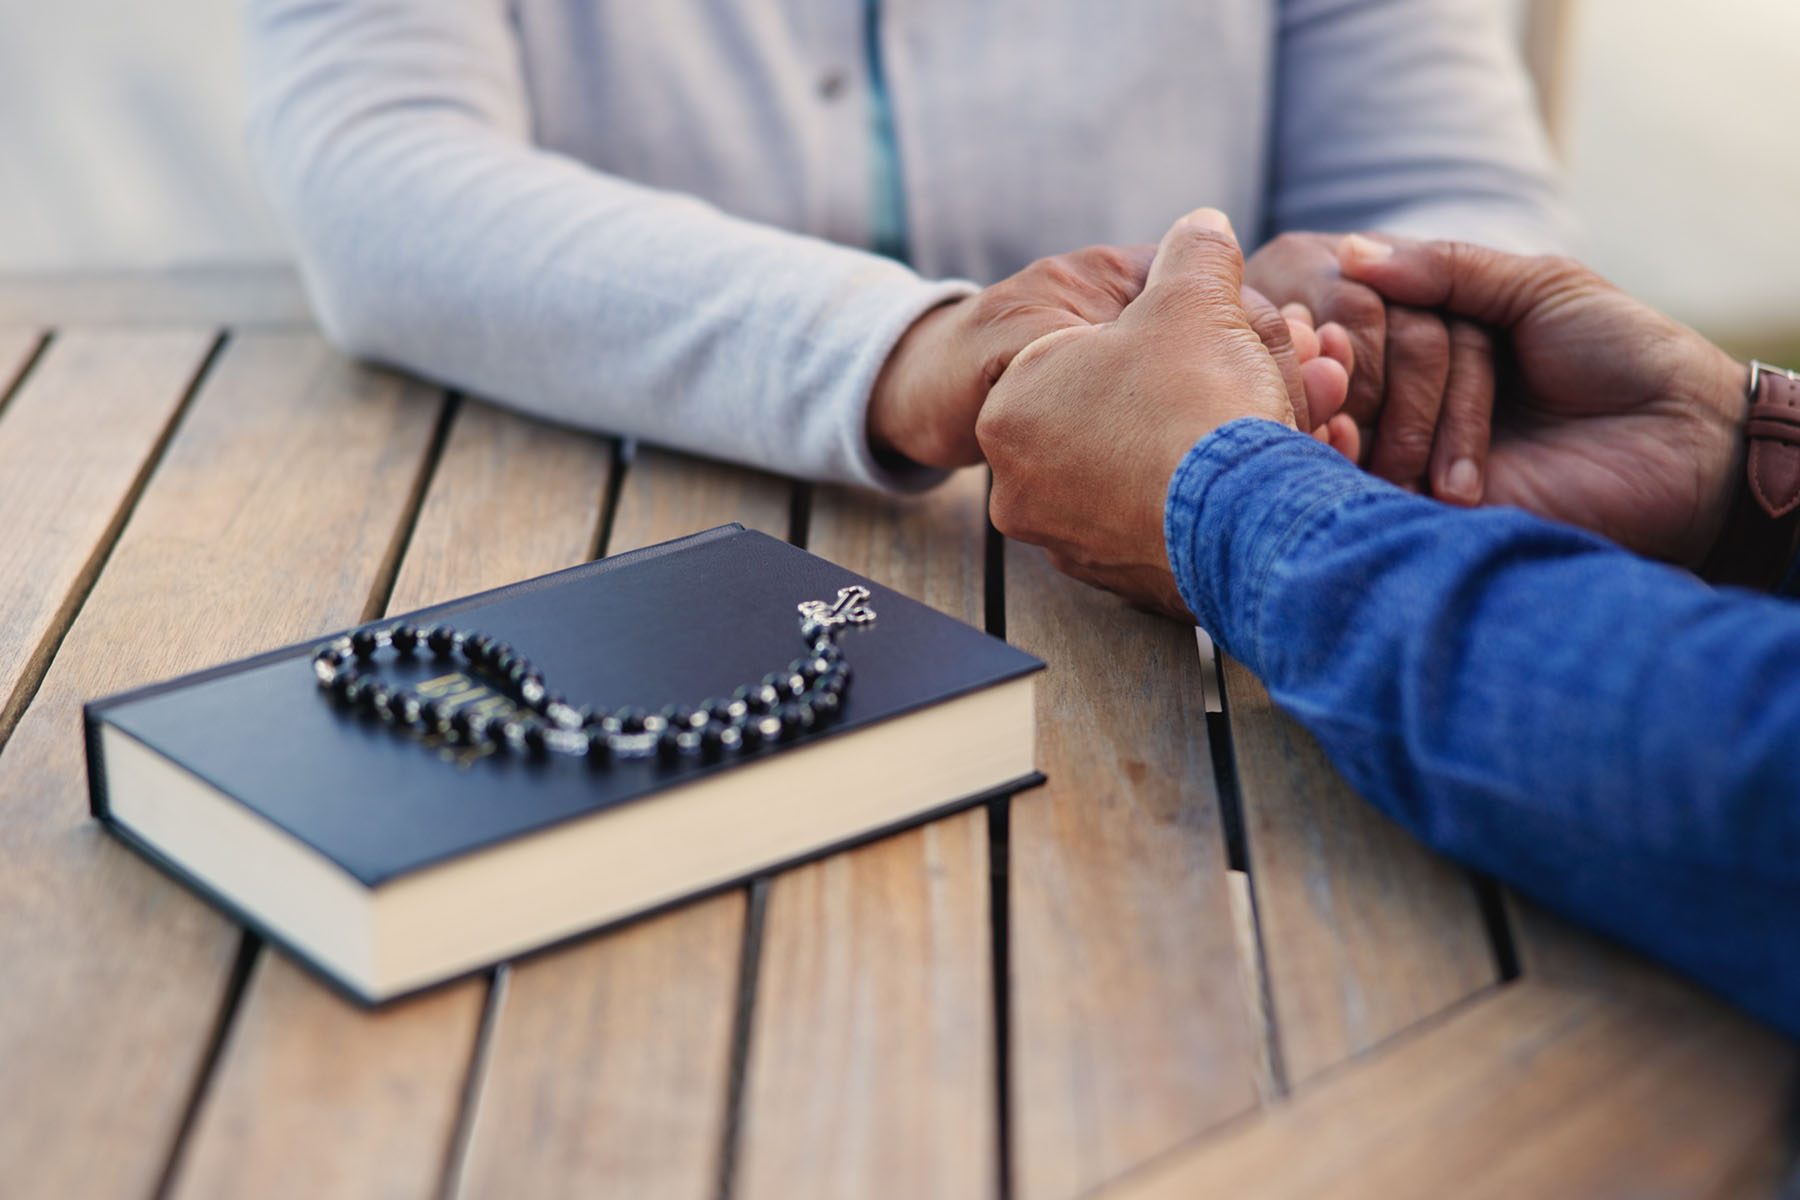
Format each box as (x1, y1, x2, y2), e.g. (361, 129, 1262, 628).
(0, 326, 41, 405)
(0, 329, 215, 742)
(0, 333, 445, 1200)
(0, 266, 311, 327)
(169, 401, 615, 1199)
(1219, 657, 1495, 1086)
(1098, 980, 1796, 1200)
(457, 446, 790, 1199)
(735, 470, 997, 1199)
(1005, 542, 1259, 1200)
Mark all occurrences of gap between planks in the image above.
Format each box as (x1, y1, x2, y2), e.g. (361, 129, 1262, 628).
(0, 333, 447, 1200)
(164, 397, 616, 1200)
(0, 329, 223, 751)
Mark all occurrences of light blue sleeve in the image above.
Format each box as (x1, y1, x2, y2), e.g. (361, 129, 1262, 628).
(1269, 0, 1575, 251)
(242, 0, 971, 491)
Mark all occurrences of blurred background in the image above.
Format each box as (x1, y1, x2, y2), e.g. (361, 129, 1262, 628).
(1, 0, 1795, 362)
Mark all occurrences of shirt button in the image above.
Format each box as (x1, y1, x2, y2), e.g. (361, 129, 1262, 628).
(817, 70, 848, 101)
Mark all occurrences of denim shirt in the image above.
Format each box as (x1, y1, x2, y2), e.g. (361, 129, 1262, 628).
(1166, 419, 1800, 1038)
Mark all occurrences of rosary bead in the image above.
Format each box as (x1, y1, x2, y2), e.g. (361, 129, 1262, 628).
(586, 729, 612, 765)
(426, 625, 457, 656)
(464, 634, 494, 667)
(417, 698, 444, 730)
(776, 702, 813, 741)
(718, 723, 743, 754)
(519, 675, 548, 706)
(341, 676, 370, 707)
(808, 688, 842, 721)
(735, 715, 765, 750)
(698, 721, 726, 761)
(660, 704, 697, 732)
(544, 727, 588, 756)
(706, 697, 746, 724)
(655, 726, 684, 764)
(521, 720, 549, 757)
(800, 619, 827, 641)
(398, 694, 424, 726)
(371, 686, 400, 721)
(753, 713, 783, 744)
(448, 707, 476, 739)
(813, 639, 841, 663)
(615, 705, 647, 734)
(350, 629, 380, 659)
(390, 623, 420, 654)
(545, 700, 583, 730)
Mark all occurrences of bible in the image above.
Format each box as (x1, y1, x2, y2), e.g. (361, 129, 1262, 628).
(86, 525, 1041, 1004)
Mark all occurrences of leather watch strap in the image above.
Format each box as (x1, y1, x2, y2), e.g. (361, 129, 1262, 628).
(1702, 362, 1800, 590)
(1747, 362, 1800, 518)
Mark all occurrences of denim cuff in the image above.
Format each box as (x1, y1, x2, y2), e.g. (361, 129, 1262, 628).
(1164, 418, 1392, 675)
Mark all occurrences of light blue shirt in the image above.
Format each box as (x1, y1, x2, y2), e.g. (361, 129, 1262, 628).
(246, 0, 1570, 491)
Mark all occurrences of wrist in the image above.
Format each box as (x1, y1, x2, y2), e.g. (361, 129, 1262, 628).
(1698, 358, 1800, 589)
(868, 299, 964, 469)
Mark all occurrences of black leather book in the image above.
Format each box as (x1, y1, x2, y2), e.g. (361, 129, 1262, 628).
(85, 525, 1043, 1004)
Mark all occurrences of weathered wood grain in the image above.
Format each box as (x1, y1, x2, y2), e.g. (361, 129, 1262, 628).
(1219, 657, 1495, 1086)
(0, 333, 444, 1200)
(0, 266, 311, 327)
(1005, 542, 1258, 1200)
(0, 326, 41, 404)
(170, 400, 615, 1199)
(456, 446, 790, 1200)
(1100, 979, 1797, 1200)
(735, 470, 997, 1200)
(0, 329, 215, 743)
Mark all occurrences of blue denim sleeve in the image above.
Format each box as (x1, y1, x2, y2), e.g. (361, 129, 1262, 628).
(1166, 418, 1800, 1037)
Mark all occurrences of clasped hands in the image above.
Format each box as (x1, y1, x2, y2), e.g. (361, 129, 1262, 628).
(873, 207, 1749, 617)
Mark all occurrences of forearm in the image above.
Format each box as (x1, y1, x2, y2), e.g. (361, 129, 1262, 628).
(245, 0, 971, 491)
(1271, 0, 1573, 251)
(1168, 420, 1800, 1034)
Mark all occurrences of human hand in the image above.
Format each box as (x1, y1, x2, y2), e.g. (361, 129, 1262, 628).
(1247, 231, 1496, 503)
(977, 209, 1353, 616)
(869, 244, 1352, 470)
(1340, 235, 1748, 566)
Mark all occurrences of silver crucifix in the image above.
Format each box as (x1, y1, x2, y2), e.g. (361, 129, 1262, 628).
(798, 584, 876, 628)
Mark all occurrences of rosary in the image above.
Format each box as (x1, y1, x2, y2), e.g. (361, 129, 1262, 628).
(311, 585, 876, 766)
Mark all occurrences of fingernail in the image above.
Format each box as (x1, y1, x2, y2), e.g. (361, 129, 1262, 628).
(1181, 207, 1235, 236)
(1342, 234, 1394, 267)
(1444, 458, 1481, 503)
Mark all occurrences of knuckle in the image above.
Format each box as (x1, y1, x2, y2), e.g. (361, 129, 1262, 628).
(1448, 318, 1494, 356)
(1387, 311, 1450, 362)
(1327, 285, 1385, 333)
(986, 484, 1031, 542)
(1071, 243, 1138, 281)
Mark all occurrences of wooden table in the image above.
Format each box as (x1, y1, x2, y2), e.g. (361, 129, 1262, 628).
(1, 271, 1794, 1200)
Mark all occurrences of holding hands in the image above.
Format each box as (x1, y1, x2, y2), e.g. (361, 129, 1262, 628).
(1248, 231, 1498, 503)
(978, 208, 1343, 615)
(1337, 236, 1748, 567)
(867, 242, 1355, 471)
(979, 210, 1757, 615)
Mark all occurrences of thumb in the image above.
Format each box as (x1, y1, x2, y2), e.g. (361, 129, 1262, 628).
(1142, 207, 1247, 310)
(1338, 234, 1581, 329)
